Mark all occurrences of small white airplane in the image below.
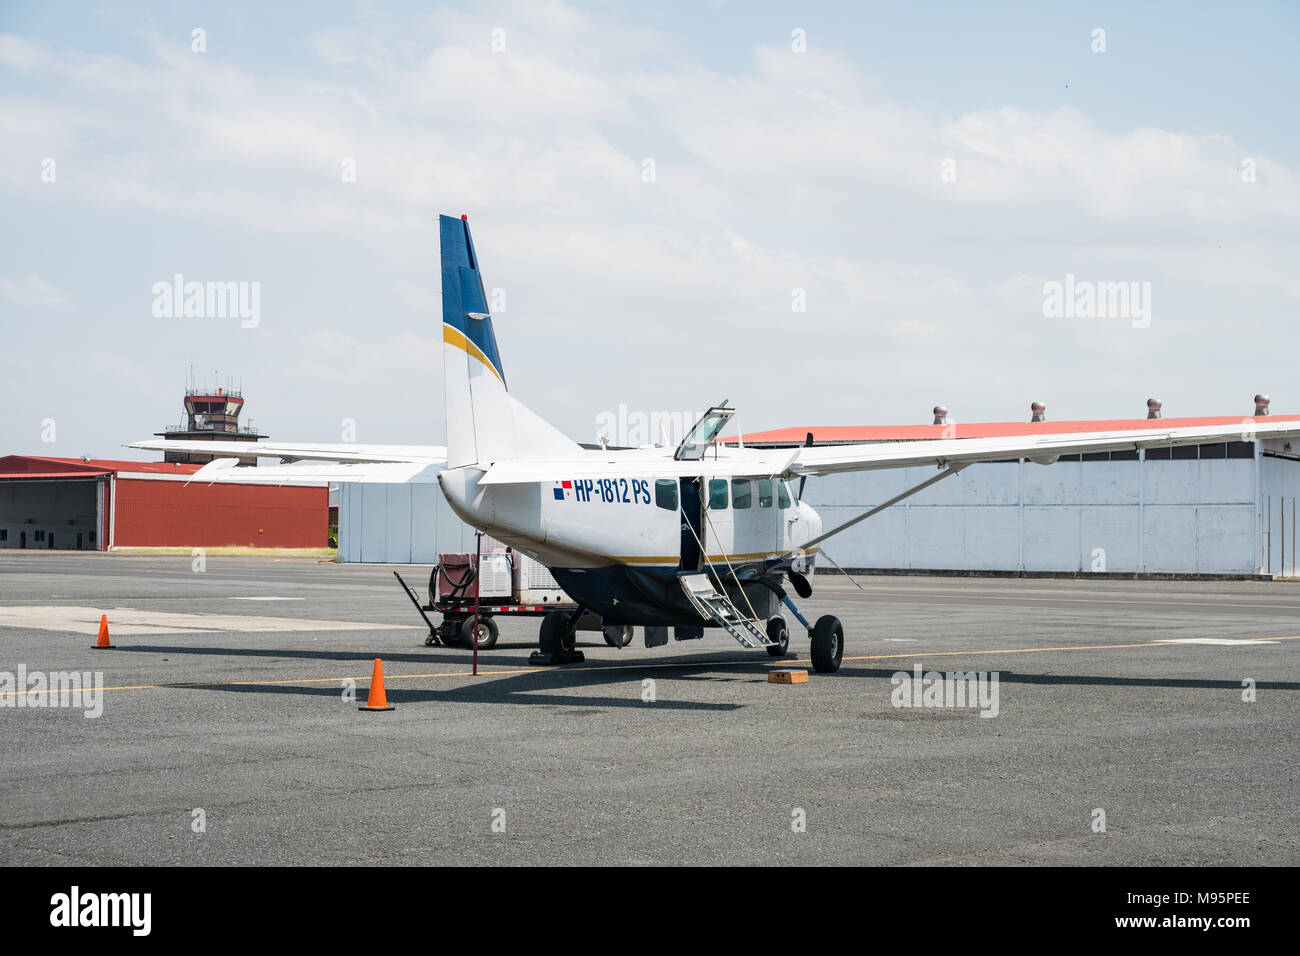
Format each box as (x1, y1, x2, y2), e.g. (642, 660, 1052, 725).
(132, 214, 1300, 672)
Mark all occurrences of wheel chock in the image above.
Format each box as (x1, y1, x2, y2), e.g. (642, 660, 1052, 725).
(768, 669, 809, 684)
(528, 650, 586, 666)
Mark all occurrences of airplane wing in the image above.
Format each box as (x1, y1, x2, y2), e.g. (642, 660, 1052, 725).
(476, 417, 1300, 485)
(126, 439, 447, 464)
(789, 418, 1300, 476)
(476, 450, 801, 485)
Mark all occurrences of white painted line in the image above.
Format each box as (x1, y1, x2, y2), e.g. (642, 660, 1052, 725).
(0, 605, 417, 635)
(229, 597, 304, 601)
(1154, 638, 1280, 646)
(883, 638, 917, 642)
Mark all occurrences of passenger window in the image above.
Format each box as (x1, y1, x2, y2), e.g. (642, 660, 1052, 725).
(758, 478, 773, 508)
(655, 479, 678, 511)
(777, 481, 791, 509)
(708, 478, 729, 510)
(732, 478, 752, 509)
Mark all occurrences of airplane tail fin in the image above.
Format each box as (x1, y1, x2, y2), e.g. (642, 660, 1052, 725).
(440, 214, 577, 468)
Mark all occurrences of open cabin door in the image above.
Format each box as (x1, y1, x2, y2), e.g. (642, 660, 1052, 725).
(679, 477, 703, 572)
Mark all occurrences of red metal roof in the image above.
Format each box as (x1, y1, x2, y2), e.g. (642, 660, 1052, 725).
(719, 415, 1300, 446)
(0, 455, 201, 478)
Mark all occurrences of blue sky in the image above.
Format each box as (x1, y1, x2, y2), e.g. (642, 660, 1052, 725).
(2, 1, 1298, 457)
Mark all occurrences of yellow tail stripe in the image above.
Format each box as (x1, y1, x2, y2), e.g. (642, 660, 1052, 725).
(443, 323, 504, 386)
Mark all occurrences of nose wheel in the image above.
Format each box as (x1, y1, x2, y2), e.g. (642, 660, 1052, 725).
(766, 616, 790, 657)
(809, 615, 844, 673)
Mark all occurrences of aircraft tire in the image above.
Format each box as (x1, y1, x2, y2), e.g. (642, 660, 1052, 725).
(540, 612, 577, 656)
(766, 616, 790, 657)
(810, 615, 844, 673)
(602, 624, 634, 648)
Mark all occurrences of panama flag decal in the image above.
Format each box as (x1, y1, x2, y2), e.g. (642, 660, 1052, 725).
(553, 480, 573, 501)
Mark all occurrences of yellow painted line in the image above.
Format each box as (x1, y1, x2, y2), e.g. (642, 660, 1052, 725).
(779, 634, 1300, 666)
(5, 634, 1294, 700)
(0, 667, 544, 698)
(841, 588, 1300, 612)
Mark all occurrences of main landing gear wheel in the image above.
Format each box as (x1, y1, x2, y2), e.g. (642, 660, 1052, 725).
(766, 616, 790, 657)
(463, 616, 499, 650)
(810, 615, 844, 673)
(533, 611, 584, 665)
(603, 624, 634, 648)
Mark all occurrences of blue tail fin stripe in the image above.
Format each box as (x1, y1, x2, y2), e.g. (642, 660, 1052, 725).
(439, 214, 505, 385)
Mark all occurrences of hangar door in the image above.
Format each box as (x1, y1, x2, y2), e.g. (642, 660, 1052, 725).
(0, 478, 102, 550)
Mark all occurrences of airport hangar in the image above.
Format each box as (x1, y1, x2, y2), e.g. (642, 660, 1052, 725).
(0, 383, 330, 551)
(336, 400, 1300, 578)
(0, 455, 326, 550)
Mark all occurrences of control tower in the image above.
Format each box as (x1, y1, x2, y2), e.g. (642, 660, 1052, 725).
(154, 379, 266, 465)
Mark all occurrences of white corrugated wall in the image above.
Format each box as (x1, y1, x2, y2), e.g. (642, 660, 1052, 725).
(339, 452, 1300, 574)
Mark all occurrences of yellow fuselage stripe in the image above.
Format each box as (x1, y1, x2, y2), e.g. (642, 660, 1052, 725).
(613, 548, 818, 566)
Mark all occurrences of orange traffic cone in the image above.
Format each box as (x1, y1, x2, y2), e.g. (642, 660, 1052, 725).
(359, 658, 395, 712)
(93, 614, 113, 649)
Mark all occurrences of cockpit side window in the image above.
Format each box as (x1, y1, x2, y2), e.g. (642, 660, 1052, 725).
(655, 479, 678, 511)
(708, 478, 729, 510)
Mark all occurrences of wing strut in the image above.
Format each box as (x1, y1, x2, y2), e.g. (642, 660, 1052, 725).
(801, 463, 969, 551)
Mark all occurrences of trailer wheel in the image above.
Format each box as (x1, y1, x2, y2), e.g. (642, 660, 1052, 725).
(440, 620, 462, 647)
(465, 616, 499, 650)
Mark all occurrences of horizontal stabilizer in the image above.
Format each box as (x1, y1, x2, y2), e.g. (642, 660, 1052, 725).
(126, 439, 447, 465)
(175, 461, 444, 486)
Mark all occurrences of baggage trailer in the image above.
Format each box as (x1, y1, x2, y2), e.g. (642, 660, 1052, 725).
(393, 540, 631, 650)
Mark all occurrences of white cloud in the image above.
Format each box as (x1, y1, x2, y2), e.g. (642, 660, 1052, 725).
(0, 274, 72, 309)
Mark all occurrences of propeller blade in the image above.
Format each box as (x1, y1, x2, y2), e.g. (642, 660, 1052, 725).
(797, 431, 813, 499)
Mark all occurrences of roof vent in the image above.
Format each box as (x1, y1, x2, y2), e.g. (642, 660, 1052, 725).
(1030, 402, 1046, 423)
(1255, 394, 1271, 416)
(932, 405, 948, 425)
(1146, 398, 1162, 420)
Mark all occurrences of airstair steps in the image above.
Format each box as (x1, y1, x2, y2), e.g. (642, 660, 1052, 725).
(678, 573, 772, 649)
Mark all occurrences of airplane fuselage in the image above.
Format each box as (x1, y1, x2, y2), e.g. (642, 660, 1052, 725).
(438, 465, 822, 626)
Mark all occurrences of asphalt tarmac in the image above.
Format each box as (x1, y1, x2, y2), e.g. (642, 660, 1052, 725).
(1, 552, 1296, 865)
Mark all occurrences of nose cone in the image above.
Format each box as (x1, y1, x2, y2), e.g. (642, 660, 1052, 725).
(800, 501, 822, 541)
